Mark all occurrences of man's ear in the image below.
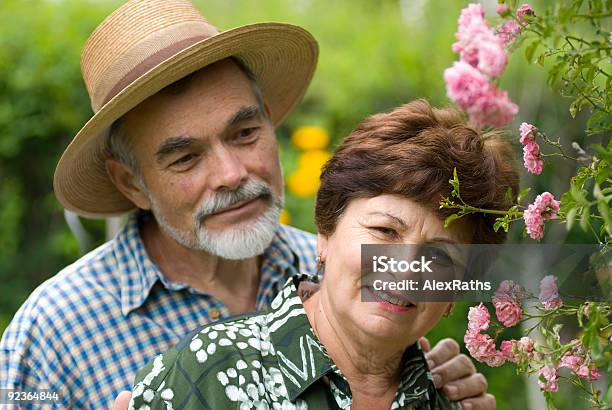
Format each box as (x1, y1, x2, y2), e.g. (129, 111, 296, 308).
(105, 158, 151, 210)
(316, 233, 328, 263)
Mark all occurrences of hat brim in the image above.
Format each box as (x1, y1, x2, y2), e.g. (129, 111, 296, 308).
(54, 22, 318, 218)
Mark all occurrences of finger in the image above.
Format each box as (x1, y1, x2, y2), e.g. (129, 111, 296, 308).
(114, 391, 132, 410)
(442, 373, 487, 401)
(425, 338, 460, 369)
(431, 354, 476, 389)
(460, 393, 496, 410)
(419, 336, 431, 353)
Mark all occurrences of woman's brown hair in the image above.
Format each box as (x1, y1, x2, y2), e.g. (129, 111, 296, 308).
(315, 99, 519, 244)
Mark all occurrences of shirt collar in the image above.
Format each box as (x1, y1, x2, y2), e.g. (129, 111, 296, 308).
(268, 275, 434, 406)
(267, 274, 335, 402)
(114, 212, 163, 316)
(114, 212, 303, 316)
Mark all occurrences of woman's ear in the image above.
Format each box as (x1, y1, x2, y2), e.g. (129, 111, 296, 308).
(316, 233, 328, 263)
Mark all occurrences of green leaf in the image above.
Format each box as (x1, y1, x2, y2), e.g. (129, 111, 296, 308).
(591, 143, 612, 162)
(596, 200, 612, 236)
(525, 40, 540, 64)
(579, 206, 591, 231)
(449, 167, 460, 198)
(565, 207, 578, 231)
(571, 183, 589, 204)
(504, 187, 514, 203)
(569, 97, 584, 118)
(594, 183, 603, 200)
(517, 187, 531, 203)
(444, 213, 461, 228)
(493, 215, 510, 233)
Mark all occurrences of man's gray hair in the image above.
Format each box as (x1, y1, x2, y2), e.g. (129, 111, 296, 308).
(106, 58, 266, 176)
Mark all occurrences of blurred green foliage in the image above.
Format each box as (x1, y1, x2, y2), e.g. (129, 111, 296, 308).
(0, 0, 600, 409)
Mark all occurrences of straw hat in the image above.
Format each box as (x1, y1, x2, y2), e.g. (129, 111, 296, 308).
(53, 0, 318, 218)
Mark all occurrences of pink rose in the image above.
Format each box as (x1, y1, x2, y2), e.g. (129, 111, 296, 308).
(523, 192, 560, 240)
(444, 61, 491, 109)
(467, 302, 490, 333)
(559, 353, 584, 371)
(444, 62, 518, 127)
(452, 4, 508, 78)
(476, 39, 508, 77)
(535, 192, 561, 218)
(519, 122, 537, 144)
(522, 141, 544, 175)
(493, 300, 522, 327)
(576, 365, 600, 381)
(538, 365, 558, 392)
(516, 3, 535, 24)
(500, 337, 535, 363)
(517, 337, 534, 357)
(494, 280, 525, 302)
(482, 352, 506, 367)
(500, 340, 517, 362)
(539, 275, 562, 309)
(496, 4, 510, 16)
(493, 280, 523, 326)
(469, 85, 518, 127)
(496, 21, 521, 46)
(464, 331, 505, 367)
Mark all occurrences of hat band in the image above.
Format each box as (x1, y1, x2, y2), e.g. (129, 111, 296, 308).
(101, 34, 207, 107)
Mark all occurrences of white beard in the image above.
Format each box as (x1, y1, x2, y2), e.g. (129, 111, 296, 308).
(144, 178, 283, 260)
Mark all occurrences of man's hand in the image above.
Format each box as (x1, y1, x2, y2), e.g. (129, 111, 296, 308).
(113, 391, 131, 410)
(420, 337, 496, 410)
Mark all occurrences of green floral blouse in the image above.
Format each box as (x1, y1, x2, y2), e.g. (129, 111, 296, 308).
(129, 274, 460, 409)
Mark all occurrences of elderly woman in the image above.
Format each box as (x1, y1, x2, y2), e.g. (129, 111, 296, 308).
(129, 100, 518, 409)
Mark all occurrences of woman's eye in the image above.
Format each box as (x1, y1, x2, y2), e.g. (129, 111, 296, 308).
(373, 226, 398, 238)
(424, 247, 453, 265)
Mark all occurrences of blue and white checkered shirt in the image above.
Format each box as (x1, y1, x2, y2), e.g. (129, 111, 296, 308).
(0, 212, 317, 409)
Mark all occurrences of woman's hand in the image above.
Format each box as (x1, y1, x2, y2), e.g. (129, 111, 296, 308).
(420, 337, 496, 410)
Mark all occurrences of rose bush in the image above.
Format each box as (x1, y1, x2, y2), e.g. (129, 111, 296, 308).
(440, 1, 611, 408)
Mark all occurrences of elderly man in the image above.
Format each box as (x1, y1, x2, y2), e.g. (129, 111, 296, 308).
(0, 0, 494, 409)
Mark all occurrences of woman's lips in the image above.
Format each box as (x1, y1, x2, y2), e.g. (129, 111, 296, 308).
(364, 287, 416, 313)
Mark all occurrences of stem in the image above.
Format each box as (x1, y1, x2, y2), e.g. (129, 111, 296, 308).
(559, 375, 595, 398)
(588, 221, 602, 243)
(565, 35, 592, 46)
(573, 12, 612, 19)
(538, 133, 578, 161)
(541, 152, 579, 161)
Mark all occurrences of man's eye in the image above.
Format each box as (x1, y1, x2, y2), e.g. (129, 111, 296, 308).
(237, 127, 259, 140)
(170, 153, 196, 166)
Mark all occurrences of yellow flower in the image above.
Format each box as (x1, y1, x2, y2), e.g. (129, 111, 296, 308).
(291, 126, 330, 150)
(279, 209, 291, 225)
(298, 150, 332, 173)
(287, 167, 320, 197)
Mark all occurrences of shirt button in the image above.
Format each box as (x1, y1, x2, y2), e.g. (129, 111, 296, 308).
(209, 308, 220, 320)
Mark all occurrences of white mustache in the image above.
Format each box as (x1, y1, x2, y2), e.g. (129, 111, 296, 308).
(195, 179, 272, 220)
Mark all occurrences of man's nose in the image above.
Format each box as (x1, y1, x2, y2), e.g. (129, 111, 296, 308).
(208, 144, 248, 191)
